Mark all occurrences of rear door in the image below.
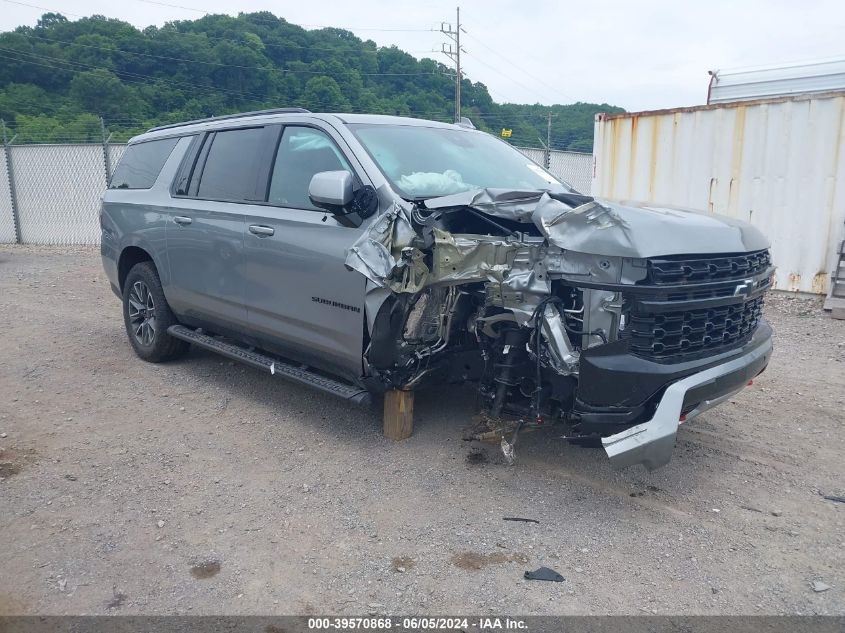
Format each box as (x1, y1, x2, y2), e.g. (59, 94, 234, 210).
(242, 123, 367, 382)
(164, 125, 277, 333)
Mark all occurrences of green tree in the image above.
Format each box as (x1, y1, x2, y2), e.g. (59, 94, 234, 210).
(301, 76, 349, 111)
(0, 11, 624, 147)
(69, 69, 138, 119)
(35, 12, 67, 30)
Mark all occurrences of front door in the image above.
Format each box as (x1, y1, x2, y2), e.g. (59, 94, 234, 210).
(242, 125, 367, 382)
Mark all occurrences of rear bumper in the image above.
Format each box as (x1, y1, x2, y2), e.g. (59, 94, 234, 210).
(101, 241, 120, 299)
(600, 322, 773, 471)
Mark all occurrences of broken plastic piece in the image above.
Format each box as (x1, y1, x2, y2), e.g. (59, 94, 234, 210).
(524, 567, 564, 582)
(500, 419, 526, 465)
(602, 337, 771, 470)
(500, 437, 515, 465)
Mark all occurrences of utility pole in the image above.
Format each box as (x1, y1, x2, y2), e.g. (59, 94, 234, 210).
(100, 117, 113, 185)
(538, 110, 553, 169)
(440, 7, 465, 123)
(2, 119, 21, 244)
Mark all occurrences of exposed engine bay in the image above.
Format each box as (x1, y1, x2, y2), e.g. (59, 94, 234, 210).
(346, 188, 773, 467)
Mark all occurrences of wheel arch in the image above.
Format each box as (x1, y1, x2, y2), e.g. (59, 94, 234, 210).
(118, 246, 155, 293)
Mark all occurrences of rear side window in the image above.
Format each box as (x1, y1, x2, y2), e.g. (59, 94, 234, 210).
(196, 127, 267, 202)
(109, 137, 180, 189)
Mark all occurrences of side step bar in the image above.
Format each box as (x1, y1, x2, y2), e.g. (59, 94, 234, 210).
(167, 325, 371, 406)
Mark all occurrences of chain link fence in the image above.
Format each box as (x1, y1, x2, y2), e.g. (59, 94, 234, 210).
(515, 147, 593, 193)
(549, 150, 593, 192)
(13, 144, 115, 245)
(0, 142, 594, 245)
(0, 141, 121, 245)
(108, 144, 127, 178)
(516, 146, 547, 167)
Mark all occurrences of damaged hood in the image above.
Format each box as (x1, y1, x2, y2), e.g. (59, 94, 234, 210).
(345, 189, 770, 293)
(425, 188, 770, 258)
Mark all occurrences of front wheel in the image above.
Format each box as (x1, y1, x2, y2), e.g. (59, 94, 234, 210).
(122, 261, 189, 362)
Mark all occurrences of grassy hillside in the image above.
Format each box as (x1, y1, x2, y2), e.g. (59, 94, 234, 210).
(0, 11, 624, 149)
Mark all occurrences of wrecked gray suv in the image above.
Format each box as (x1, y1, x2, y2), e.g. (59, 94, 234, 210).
(101, 108, 773, 470)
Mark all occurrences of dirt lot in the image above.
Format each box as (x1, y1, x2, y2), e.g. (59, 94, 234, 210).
(0, 245, 843, 616)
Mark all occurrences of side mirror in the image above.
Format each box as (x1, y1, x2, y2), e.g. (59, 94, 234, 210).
(309, 170, 353, 212)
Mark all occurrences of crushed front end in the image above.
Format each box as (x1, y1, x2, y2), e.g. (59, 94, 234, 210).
(347, 189, 774, 470)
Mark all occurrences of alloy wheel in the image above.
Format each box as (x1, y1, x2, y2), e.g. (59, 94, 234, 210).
(128, 280, 157, 346)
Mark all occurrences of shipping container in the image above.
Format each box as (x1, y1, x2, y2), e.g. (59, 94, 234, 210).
(708, 58, 845, 104)
(591, 91, 845, 294)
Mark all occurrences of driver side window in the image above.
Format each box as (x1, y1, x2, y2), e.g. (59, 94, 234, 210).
(268, 126, 352, 210)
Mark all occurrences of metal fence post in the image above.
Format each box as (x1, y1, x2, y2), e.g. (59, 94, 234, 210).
(100, 117, 113, 185)
(2, 120, 22, 244)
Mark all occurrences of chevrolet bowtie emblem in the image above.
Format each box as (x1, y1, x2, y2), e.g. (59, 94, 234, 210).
(734, 279, 755, 296)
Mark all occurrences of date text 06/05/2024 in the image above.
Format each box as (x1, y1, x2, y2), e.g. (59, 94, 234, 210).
(307, 617, 528, 630)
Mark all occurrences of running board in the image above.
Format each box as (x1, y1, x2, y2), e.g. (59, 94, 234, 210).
(167, 325, 371, 406)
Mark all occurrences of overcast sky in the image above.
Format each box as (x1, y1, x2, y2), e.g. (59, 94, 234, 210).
(2, 0, 844, 111)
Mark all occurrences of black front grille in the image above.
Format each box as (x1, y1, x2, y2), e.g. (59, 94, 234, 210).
(623, 250, 771, 363)
(645, 250, 771, 285)
(625, 295, 764, 362)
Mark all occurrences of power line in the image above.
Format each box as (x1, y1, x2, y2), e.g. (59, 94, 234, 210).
(462, 30, 575, 104)
(134, 0, 209, 13)
(0, 54, 461, 120)
(2, 0, 437, 33)
(0, 82, 592, 134)
(462, 50, 559, 106)
(3, 0, 576, 110)
(1, 5, 594, 141)
(133, 0, 435, 31)
(9, 33, 441, 76)
(0, 70, 592, 130)
(2, 8, 439, 58)
(0, 50, 482, 129)
(3, 1, 440, 61)
(1, 0, 86, 18)
(0, 48, 292, 103)
(18, 30, 433, 59)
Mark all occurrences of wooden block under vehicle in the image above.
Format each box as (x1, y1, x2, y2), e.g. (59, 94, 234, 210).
(383, 389, 414, 441)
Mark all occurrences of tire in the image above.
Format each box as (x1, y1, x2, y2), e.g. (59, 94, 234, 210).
(122, 261, 189, 362)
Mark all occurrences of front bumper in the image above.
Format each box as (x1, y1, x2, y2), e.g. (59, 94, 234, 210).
(600, 322, 773, 471)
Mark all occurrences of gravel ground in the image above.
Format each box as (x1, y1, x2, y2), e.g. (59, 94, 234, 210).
(0, 245, 843, 616)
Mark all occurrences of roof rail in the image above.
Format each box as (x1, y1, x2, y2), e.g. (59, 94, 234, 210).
(147, 107, 312, 133)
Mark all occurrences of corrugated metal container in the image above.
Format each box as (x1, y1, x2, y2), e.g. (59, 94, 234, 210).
(709, 58, 845, 104)
(592, 91, 845, 294)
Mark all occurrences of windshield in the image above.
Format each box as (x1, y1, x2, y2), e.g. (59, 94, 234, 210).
(349, 123, 567, 199)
